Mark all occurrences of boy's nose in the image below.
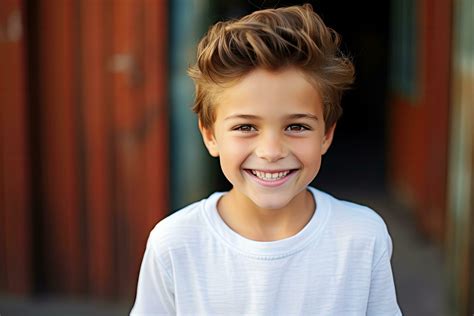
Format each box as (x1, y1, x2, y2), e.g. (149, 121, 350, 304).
(255, 132, 288, 162)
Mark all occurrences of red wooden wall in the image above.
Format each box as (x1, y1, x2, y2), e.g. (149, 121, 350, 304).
(0, 0, 32, 295)
(388, 0, 452, 242)
(37, 0, 83, 294)
(1, 0, 168, 300)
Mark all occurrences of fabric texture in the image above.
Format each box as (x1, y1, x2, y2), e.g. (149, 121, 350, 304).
(130, 187, 402, 315)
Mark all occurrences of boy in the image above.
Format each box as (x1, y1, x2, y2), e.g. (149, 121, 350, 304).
(131, 4, 401, 315)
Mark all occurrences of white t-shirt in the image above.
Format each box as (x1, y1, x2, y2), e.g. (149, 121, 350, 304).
(130, 187, 402, 315)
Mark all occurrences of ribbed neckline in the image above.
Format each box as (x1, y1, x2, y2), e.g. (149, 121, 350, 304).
(202, 187, 331, 260)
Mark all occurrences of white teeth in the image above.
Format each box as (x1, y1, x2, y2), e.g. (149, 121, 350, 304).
(250, 170, 290, 181)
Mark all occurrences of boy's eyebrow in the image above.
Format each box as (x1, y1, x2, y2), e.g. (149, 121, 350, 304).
(287, 113, 319, 121)
(224, 114, 260, 121)
(224, 113, 319, 121)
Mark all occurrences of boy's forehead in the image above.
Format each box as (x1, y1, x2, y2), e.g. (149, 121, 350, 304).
(211, 75, 324, 126)
(222, 112, 321, 122)
(215, 68, 323, 110)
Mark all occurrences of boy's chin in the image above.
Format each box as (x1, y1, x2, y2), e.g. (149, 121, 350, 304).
(229, 185, 309, 212)
(248, 195, 296, 211)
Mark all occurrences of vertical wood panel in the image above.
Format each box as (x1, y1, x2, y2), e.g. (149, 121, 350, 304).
(108, 0, 169, 298)
(421, 0, 452, 241)
(79, 0, 114, 297)
(0, 0, 169, 299)
(446, 0, 473, 313)
(389, 0, 452, 242)
(110, 0, 144, 298)
(0, 0, 31, 294)
(38, 0, 85, 294)
(143, 0, 168, 244)
(136, 0, 169, 296)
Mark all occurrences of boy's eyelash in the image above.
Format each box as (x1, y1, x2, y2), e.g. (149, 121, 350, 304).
(232, 124, 256, 132)
(286, 124, 312, 131)
(232, 124, 312, 132)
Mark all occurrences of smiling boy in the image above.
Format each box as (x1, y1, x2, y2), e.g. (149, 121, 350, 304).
(202, 68, 332, 242)
(131, 4, 401, 315)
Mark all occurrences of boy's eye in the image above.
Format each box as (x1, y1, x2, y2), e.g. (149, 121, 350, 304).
(286, 124, 310, 132)
(233, 124, 256, 132)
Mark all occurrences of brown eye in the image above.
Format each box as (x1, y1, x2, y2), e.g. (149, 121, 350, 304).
(234, 124, 256, 132)
(286, 124, 309, 132)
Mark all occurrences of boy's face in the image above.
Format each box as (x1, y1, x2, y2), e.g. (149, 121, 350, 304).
(200, 67, 334, 211)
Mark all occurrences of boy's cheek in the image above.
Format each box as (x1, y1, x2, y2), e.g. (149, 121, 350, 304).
(224, 135, 253, 148)
(219, 142, 248, 157)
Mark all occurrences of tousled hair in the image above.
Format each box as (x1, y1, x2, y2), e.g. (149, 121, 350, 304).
(188, 4, 355, 132)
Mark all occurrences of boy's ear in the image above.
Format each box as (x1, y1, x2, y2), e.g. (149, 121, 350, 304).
(321, 123, 336, 155)
(198, 120, 219, 157)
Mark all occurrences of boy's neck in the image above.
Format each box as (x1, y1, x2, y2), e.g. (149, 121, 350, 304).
(216, 188, 315, 242)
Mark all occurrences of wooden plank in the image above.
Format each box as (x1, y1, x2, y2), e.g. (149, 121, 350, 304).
(0, 0, 32, 294)
(470, 68, 474, 316)
(79, 0, 114, 298)
(109, 0, 144, 299)
(463, 55, 474, 315)
(420, 0, 452, 241)
(131, 0, 169, 299)
(470, 124, 474, 316)
(446, 0, 474, 312)
(37, 0, 85, 294)
(143, 0, 168, 245)
(389, 0, 453, 242)
(107, 0, 170, 299)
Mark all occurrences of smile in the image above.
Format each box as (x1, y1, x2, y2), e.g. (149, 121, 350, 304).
(250, 170, 290, 181)
(244, 169, 297, 187)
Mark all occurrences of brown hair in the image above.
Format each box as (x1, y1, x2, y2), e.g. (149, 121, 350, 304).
(188, 4, 355, 132)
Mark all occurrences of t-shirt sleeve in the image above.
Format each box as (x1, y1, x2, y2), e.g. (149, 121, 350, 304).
(366, 233, 403, 315)
(130, 237, 175, 315)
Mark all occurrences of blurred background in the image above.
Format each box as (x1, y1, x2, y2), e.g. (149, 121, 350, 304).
(0, 0, 473, 315)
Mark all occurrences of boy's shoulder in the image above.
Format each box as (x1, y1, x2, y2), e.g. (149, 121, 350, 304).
(146, 192, 222, 252)
(314, 188, 390, 238)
